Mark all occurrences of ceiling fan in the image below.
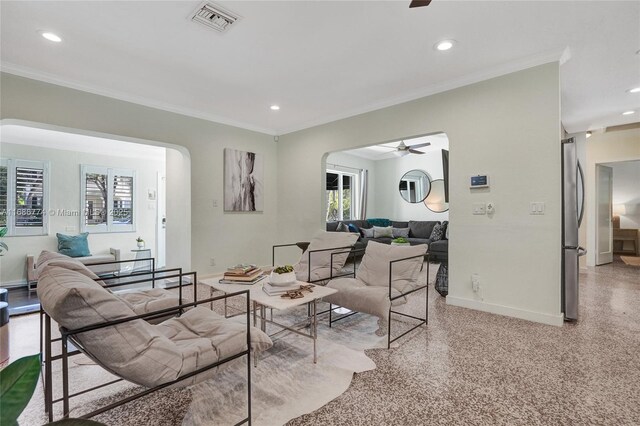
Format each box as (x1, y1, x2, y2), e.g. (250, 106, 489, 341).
(409, 0, 432, 8)
(380, 140, 431, 157)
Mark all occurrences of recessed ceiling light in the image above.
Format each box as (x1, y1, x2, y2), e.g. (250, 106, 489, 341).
(628, 87, 640, 93)
(270, 105, 280, 111)
(435, 40, 455, 51)
(622, 110, 635, 115)
(41, 32, 62, 42)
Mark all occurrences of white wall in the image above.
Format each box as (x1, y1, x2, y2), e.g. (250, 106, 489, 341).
(584, 125, 640, 266)
(0, 141, 165, 285)
(606, 160, 640, 229)
(325, 151, 377, 218)
(0, 72, 279, 277)
(374, 151, 449, 221)
(278, 63, 563, 326)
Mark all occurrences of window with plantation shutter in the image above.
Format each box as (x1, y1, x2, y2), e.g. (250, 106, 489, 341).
(113, 175, 133, 225)
(15, 167, 45, 227)
(0, 163, 7, 228)
(0, 159, 50, 236)
(81, 166, 135, 232)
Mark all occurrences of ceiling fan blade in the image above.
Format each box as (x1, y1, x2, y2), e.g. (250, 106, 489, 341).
(409, 149, 425, 154)
(409, 0, 432, 8)
(408, 142, 431, 149)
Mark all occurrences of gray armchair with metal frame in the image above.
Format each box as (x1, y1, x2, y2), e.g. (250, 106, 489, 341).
(323, 241, 429, 348)
(38, 255, 191, 363)
(272, 231, 360, 284)
(38, 265, 272, 423)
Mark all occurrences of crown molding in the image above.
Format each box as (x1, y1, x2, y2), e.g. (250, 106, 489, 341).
(2, 47, 565, 137)
(0, 62, 277, 136)
(276, 48, 566, 135)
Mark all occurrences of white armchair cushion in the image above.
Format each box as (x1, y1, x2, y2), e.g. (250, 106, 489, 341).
(36, 250, 71, 277)
(47, 259, 105, 286)
(295, 231, 359, 283)
(325, 277, 405, 322)
(357, 241, 426, 294)
(38, 266, 272, 388)
(117, 288, 182, 324)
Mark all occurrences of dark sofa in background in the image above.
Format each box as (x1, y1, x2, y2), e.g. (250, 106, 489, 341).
(326, 219, 448, 263)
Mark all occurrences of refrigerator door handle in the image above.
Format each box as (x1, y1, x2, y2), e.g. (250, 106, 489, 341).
(577, 161, 585, 227)
(577, 246, 587, 257)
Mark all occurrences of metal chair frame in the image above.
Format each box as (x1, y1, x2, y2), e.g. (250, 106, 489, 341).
(41, 269, 253, 424)
(327, 249, 430, 348)
(272, 243, 356, 284)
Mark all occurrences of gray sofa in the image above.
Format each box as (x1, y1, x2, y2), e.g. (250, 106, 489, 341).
(326, 219, 448, 262)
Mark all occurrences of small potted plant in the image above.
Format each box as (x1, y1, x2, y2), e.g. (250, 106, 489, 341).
(269, 265, 296, 286)
(136, 236, 145, 249)
(391, 237, 410, 246)
(0, 227, 8, 256)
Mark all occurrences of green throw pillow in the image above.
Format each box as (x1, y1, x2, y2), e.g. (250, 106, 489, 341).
(367, 218, 391, 227)
(56, 232, 91, 258)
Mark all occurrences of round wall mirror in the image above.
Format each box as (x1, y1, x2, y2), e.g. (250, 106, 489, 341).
(399, 169, 431, 203)
(424, 179, 449, 212)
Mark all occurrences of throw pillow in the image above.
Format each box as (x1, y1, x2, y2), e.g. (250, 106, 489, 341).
(373, 226, 393, 238)
(409, 220, 437, 239)
(392, 227, 410, 238)
(367, 218, 391, 227)
(442, 221, 449, 240)
(348, 223, 360, 234)
(336, 222, 349, 232)
(56, 232, 91, 257)
(361, 227, 375, 238)
(429, 224, 444, 241)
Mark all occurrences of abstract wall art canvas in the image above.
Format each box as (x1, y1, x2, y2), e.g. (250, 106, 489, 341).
(224, 148, 264, 212)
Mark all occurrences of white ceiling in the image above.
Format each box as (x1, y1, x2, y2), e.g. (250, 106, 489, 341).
(342, 133, 449, 161)
(1, 125, 166, 161)
(1, 1, 638, 135)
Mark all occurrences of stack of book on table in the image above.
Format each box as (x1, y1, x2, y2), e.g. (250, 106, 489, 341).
(219, 264, 265, 284)
(263, 281, 303, 296)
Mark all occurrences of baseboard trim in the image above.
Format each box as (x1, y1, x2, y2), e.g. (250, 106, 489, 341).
(0, 279, 28, 289)
(446, 296, 564, 326)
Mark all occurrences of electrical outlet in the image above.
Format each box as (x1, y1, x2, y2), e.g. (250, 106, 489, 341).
(209, 258, 216, 266)
(471, 273, 480, 292)
(530, 202, 545, 215)
(212, 199, 218, 208)
(473, 203, 486, 215)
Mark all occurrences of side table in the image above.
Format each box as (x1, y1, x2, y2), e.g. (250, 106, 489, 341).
(131, 249, 152, 272)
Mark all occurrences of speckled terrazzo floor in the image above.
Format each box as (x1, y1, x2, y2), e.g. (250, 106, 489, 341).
(287, 258, 640, 426)
(10, 258, 640, 425)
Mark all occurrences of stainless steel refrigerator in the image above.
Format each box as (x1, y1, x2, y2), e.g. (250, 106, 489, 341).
(561, 138, 586, 321)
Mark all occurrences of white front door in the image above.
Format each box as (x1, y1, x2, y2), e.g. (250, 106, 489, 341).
(156, 173, 166, 268)
(595, 164, 613, 265)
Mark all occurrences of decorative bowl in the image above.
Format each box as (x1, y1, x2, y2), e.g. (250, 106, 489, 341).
(269, 271, 297, 286)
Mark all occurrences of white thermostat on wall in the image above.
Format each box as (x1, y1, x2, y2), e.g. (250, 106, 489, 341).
(470, 174, 490, 189)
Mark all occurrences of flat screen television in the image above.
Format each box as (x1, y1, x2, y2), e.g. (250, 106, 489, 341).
(441, 149, 449, 203)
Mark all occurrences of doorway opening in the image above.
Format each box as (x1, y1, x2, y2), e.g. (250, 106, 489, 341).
(0, 121, 190, 314)
(596, 160, 640, 266)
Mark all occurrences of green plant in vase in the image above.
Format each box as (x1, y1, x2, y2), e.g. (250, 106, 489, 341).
(392, 237, 409, 244)
(273, 265, 294, 274)
(0, 227, 8, 256)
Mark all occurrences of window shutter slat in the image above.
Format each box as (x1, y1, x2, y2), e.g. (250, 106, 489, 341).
(0, 166, 7, 227)
(15, 167, 44, 227)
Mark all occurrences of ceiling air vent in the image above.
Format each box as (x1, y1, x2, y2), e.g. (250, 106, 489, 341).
(191, 2, 240, 33)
